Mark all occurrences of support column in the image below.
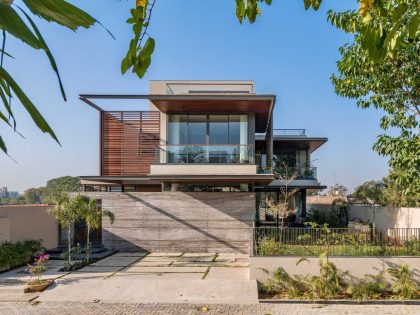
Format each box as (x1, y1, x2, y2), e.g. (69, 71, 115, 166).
(266, 115, 273, 173)
(301, 189, 307, 218)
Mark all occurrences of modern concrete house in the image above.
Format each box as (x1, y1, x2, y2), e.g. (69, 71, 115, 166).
(78, 81, 327, 253)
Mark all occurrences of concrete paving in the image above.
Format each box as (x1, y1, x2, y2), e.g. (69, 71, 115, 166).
(0, 260, 67, 302)
(0, 252, 257, 304)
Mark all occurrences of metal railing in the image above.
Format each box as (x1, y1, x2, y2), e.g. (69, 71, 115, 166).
(273, 129, 306, 136)
(273, 165, 317, 180)
(253, 227, 420, 256)
(155, 144, 255, 164)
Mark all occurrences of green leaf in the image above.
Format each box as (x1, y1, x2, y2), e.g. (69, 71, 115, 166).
(408, 15, 419, 39)
(391, 3, 408, 23)
(0, 3, 43, 49)
(312, 0, 322, 11)
(120, 56, 131, 74)
(304, 0, 311, 10)
(0, 134, 6, 154)
(0, 66, 60, 145)
(18, 7, 67, 101)
(141, 37, 155, 59)
(22, 0, 96, 31)
(265, 0, 272, 5)
(0, 109, 10, 125)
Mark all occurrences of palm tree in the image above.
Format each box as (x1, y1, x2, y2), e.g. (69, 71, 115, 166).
(48, 194, 84, 264)
(80, 196, 114, 262)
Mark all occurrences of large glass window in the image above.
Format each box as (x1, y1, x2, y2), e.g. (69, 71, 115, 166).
(188, 115, 206, 144)
(209, 115, 229, 144)
(168, 115, 187, 145)
(168, 114, 248, 145)
(166, 114, 250, 164)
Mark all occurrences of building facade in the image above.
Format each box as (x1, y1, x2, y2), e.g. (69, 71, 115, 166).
(79, 81, 327, 252)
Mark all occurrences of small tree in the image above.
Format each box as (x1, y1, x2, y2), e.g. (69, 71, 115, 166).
(48, 194, 84, 264)
(80, 196, 114, 262)
(269, 163, 299, 242)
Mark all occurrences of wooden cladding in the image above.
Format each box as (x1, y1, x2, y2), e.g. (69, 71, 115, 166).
(101, 111, 160, 176)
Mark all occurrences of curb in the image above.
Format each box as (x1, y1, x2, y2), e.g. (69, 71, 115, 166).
(259, 299, 420, 305)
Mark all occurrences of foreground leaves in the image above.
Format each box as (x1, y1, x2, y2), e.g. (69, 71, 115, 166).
(0, 0, 106, 155)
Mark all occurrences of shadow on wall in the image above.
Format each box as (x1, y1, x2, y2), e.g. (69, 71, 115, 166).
(87, 192, 255, 253)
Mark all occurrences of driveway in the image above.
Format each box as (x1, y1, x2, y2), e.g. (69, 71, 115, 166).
(1, 252, 257, 304)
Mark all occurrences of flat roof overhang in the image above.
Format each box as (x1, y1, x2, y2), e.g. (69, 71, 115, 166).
(255, 136, 328, 153)
(80, 174, 275, 186)
(255, 179, 327, 190)
(79, 94, 276, 133)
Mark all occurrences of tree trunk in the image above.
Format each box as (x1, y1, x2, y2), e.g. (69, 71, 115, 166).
(86, 224, 90, 262)
(67, 226, 72, 264)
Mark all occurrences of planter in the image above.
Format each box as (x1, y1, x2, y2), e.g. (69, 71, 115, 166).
(26, 279, 53, 292)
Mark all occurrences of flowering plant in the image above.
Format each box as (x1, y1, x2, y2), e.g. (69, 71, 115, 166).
(27, 254, 49, 283)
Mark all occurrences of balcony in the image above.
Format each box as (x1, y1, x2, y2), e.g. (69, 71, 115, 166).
(155, 144, 254, 164)
(258, 165, 317, 180)
(273, 129, 306, 136)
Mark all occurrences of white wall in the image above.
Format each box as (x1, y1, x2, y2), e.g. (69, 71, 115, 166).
(349, 205, 420, 230)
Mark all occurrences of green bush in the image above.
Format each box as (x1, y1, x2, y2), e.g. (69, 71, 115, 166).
(262, 260, 419, 300)
(0, 240, 45, 271)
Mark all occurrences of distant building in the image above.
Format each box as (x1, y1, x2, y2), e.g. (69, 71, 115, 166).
(0, 187, 19, 199)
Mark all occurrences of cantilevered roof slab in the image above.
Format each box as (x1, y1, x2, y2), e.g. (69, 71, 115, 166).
(79, 94, 276, 133)
(80, 174, 274, 186)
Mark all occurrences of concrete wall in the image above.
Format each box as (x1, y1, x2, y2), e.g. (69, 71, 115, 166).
(250, 256, 420, 283)
(82, 192, 255, 253)
(0, 205, 58, 249)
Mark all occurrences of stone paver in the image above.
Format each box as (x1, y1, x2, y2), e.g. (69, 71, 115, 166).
(90, 256, 140, 267)
(1, 302, 419, 315)
(205, 267, 249, 280)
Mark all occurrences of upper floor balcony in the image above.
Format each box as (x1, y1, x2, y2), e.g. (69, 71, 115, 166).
(257, 164, 317, 180)
(155, 144, 254, 164)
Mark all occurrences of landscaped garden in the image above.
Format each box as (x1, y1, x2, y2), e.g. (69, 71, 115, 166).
(254, 223, 420, 300)
(255, 225, 420, 257)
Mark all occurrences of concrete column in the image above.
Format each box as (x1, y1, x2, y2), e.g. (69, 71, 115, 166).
(266, 115, 273, 172)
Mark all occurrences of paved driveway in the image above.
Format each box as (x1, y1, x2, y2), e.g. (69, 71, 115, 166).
(1, 252, 257, 304)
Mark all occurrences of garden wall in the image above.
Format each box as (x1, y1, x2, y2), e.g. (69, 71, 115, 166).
(0, 204, 58, 249)
(250, 256, 420, 283)
(349, 206, 420, 230)
(82, 192, 255, 253)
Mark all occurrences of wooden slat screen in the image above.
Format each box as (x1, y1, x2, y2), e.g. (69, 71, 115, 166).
(101, 111, 160, 176)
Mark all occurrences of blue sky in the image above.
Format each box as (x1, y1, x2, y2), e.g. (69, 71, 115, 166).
(0, 0, 389, 193)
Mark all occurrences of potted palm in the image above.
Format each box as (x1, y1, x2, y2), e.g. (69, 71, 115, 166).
(26, 254, 52, 292)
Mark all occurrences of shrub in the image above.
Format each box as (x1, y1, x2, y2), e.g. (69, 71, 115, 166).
(261, 267, 309, 298)
(257, 237, 279, 256)
(388, 264, 419, 299)
(0, 240, 44, 271)
(347, 274, 387, 300)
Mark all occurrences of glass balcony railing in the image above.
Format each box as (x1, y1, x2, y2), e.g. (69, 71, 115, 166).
(257, 165, 317, 180)
(155, 145, 254, 164)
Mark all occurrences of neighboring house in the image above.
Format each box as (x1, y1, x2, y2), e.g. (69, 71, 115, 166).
(78, 81, 327, 252)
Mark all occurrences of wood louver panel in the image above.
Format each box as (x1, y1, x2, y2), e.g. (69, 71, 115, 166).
(101, 111, 160, 176)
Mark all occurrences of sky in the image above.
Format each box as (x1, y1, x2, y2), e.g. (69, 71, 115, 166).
(0, 0, 389, 193)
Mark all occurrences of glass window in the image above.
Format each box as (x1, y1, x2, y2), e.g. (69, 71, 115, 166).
(209, 115, 228, 144)
(229, 115, 240, 144)
(168, 115, 187, 145)
(188, 115, 206, 144)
